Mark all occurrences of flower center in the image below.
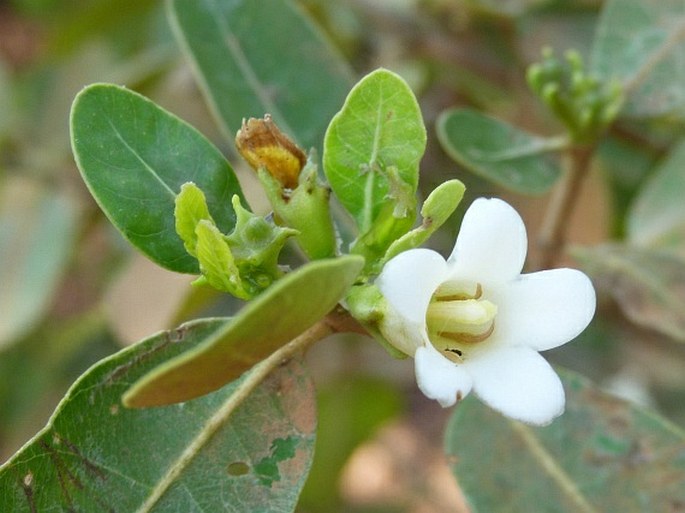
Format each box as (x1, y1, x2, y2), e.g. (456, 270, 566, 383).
(425, 280, 497, 362)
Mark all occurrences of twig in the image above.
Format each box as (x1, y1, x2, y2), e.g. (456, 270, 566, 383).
(536, 145, 595, 270)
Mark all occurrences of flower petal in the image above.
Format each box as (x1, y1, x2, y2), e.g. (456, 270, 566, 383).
(376, 248, 448, 324)
(415, 345, 473, 407)
(492, 268, 596, 351)
(466, 346, 565, 425)
(447, 198, 527, 283)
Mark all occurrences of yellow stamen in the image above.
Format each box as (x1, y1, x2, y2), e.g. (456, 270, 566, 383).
(426, 280, 497, 358)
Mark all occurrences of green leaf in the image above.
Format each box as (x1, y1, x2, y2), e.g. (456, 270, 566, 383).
(323, 68, 426, 234)
(0, 319, 315, 512)
(124, 255, 364, 407)
(383, 179, 465, 263)
(0, 178, 79, 348)
(168, 0, 354, 150)
(70, 83, 244, 274)
(446, 369, 685, 513)
(575, 244, 685, 342)
(628, 140, 685, 250)
(436, 108, 563, 194)
(590, 0, 685, 119)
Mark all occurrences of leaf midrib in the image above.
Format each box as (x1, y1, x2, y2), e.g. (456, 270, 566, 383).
(105, 118, 176, 199)
(510, 421, 598, 513)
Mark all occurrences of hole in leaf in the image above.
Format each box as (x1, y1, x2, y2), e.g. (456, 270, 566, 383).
(227, 461, 250, 476)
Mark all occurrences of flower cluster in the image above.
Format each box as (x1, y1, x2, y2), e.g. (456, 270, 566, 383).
(376, 198, 595, 425)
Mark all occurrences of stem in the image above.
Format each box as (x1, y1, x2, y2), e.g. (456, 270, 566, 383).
(137, 310, 352, 512)
(536, 144, 595, 270)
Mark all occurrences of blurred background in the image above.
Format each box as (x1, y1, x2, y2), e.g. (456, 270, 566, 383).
(1, 1, 684, 512)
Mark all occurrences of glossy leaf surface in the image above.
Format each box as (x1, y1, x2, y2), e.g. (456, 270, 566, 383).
(125, 255, 364, 407)
(0, 319, 316, 512)
(446, 369, 685, 512)
(437, 108, 561, 194)
(71, 83, 243, 274)
(168, 0, 353, 150)
(323, 68, 426, 234)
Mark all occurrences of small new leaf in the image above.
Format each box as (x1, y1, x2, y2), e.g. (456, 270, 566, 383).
(195, 220, 250, 299)
(175, 182, 214, 257)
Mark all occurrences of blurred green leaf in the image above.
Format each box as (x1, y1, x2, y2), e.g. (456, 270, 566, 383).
(0, 179, 79, 348)
(124, 255, 364, 407)
(446, 369, 685, 513)
(168, 0, 354, 150)
(299, 375, 403, 511)
(0, 309, 115, 461)
(575, 244, 685, 343)
(323, 68, 426, 234)
(597, 134, 658, 236)
(436, 108, 562, 195)
(628, 139, 685, 250)
(0, 319, 315, 512)
(466, 0, 550, 17)
(0, 62, 13, 139)
(45, 0, 160, 57)
(591, 0, 685, 119)
(70, 83, 244, 274)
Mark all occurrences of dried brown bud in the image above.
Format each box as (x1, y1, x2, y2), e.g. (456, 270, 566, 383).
(235, 115, 306, 189)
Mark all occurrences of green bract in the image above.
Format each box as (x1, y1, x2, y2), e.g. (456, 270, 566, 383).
(257, 161, 337, 260)
(176, 184, 297, 298)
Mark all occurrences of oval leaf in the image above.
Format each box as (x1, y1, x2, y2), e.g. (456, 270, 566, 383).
(590, 0, 685, 119)
(575, 243, 685, 342)
(70, 83, 244, 274)
(436, 108, 562, 194)
(628, 140, 685, 250)
(0, 178, 79, 348)
(124, 255, 364, 407)
(168, 0, 354, 150)
(0, 319, 316, 512)
(323, 68, 426, 233)
(446, 368, 685, 512)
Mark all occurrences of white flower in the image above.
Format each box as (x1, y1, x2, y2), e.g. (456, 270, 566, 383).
(376, 198, 596, 425)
